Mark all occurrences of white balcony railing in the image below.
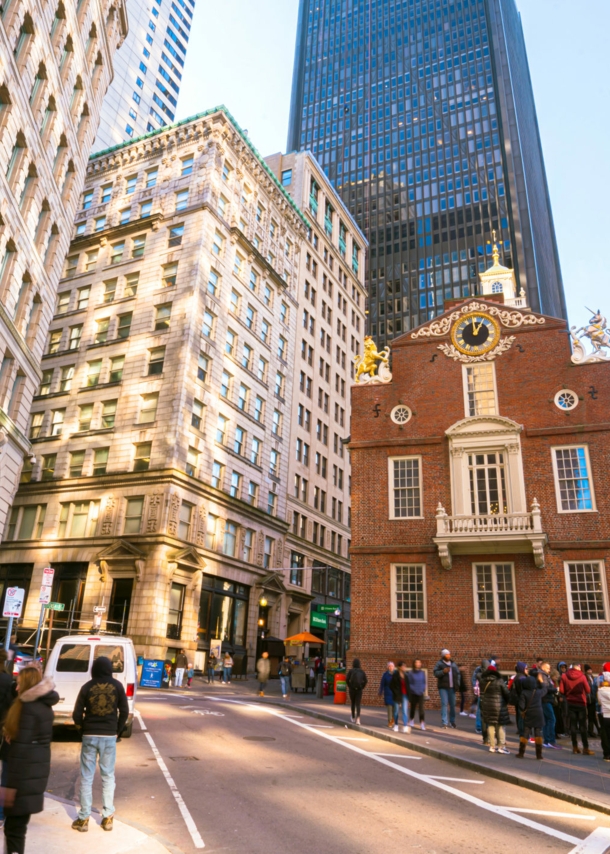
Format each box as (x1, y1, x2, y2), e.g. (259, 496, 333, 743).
(433, 498, 546, 569)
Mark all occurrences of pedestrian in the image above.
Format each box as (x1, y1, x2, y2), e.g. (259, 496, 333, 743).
(584, 665, 600, 738)
(222, 652, 233, 684)
(472, 659, 489, 736)
(458, 664, 468, 716)
(346, 658, 368, 725)
(508, 662, 527, 739)
(516, 666, 547, 759)
(71, 656, 129, 833)
(0, 650, 16, 825)
(556, 661, 569, 736)
(560, 663, 594, 755)
(378, 662, 395, 728)
(597, 665, 610, 761)
(174, 649, 188, 688)
(390, 661, 411, 734)
(207, 652, 217, 684)
(433, 648, 460, 729)
(479, 664, 511, 754)
(539, 662, 560, 749)
(256, 651, 270, 696)
(406, 659, 426, 731)
(278, 656, 292, 699)
(1, 667, 58, 854)
(186, 663, 194, 688)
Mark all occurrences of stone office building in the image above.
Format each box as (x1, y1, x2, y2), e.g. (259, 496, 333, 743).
(0, 0, 128, 543)
(1, 106, 366, 667)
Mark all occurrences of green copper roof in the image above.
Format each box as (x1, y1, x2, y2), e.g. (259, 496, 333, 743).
(90, 105, 309, 228)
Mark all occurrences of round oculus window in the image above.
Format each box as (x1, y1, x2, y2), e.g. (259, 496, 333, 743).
(391, 404, 412, 425)
(554, 389, 578, 411)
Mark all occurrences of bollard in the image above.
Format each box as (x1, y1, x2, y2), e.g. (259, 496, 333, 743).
(316, 673, 323, 698)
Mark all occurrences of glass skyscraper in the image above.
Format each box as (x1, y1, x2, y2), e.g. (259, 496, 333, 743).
(287, 0, 566, 344)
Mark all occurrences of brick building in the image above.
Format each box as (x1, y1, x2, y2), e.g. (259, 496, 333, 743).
(349, 250, 610, 703)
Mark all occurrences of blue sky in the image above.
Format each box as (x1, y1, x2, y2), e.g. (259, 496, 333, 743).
(178, 1, 610, 328)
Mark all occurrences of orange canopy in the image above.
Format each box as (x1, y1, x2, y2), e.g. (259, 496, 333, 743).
(284, 632, 325, 645)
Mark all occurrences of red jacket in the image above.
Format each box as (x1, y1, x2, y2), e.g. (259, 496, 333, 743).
(559, 669, 590, 706)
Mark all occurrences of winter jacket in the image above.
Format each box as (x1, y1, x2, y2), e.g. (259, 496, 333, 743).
(73, 657, 129, 736)
(256, 657, 270, 683)
(389, 670, 410, 703)
(378, 670, 394, 705)
(0, 670, 16, 761)
(433, 658, 460, 690)
(5, 676, 59, 816)
(346, 665, 368, 694)
(559, 669, 590, 707)
(479, 669, 510, 728)
(539, 672, 558, 704)
(278, 661, 292, 677)
(598, 684, 610, 718)
(175, 653, 188, 669)
(517, 675, 547, 729)
(406, 669, 427, 697)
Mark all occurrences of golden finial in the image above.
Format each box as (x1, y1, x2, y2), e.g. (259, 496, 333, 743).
(491, 229, 500, 266)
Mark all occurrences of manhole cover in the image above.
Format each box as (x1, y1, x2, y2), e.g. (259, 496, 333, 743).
(169, 756, 199, 761)
(243, 736, 276, 742)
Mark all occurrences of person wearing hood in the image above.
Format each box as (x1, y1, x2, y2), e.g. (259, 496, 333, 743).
(559, 663, 593, 755)
(346, 658, 368, 725)
(515, 666, 547, 759)
(596, 663, 610, 761)
(1, 666, 58, 854)
(378, 661, 395, 728)
(479, 665, 511, 754)
(556, 661, 569, 737)
(71, 656, 129, 833)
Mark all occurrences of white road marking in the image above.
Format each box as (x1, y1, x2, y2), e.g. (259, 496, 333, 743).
(502, 810, 595, 821)
(568, 828, 610, 853)
(305, 724, 335, 728)
(135, 711, 205, 849)
(425, 776, 485, 784)
(368, 753, 422, 760)
(333, 736, 370, 740)
(208, 697, 583, 847)
(193, 709, 224, 716)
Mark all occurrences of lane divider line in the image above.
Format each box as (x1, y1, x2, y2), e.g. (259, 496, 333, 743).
(567, 827, 610, 853)
(135, 710, 205, 849)
(208, 697, 582, 848)
(425, 776, 485, 784)
(369, 753, 422, 759)
(502, 809, 595, 820)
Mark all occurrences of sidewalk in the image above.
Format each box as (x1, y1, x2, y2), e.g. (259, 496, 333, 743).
(182, 676, 610, 814)
(30, 796, 175, 854)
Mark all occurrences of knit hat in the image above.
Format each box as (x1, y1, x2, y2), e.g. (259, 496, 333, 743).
(515, 661, 527, 673)
(441, 648, 450, 656)
(487, 665, 498, 673)
(603, 662, 610, 673)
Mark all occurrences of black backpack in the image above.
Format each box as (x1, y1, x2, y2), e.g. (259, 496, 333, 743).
(348, 669, 366, 691)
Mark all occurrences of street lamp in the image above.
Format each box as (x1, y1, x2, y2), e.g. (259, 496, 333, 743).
(259, 596, 268, 608)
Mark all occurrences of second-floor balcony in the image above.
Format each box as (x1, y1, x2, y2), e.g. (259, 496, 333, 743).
(433, 498, 547, 570)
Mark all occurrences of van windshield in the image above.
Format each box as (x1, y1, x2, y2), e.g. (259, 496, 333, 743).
(56, 644, 91, 673)
(95, 645, 124, 673)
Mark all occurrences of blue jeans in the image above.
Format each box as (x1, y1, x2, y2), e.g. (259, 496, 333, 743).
(439, 687, 456, 726)
(207, 666, 215, 683)
(279, 675, 290, 696)
(475, 696, 482, 734)
(78, 736, 117, 820)
(223, 666, 232, 683)
(393, 695, 409, 726)
(543, 702, 556, 745)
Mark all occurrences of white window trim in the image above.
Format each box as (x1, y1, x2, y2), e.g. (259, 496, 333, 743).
(564, 560, 609, 624)
(387, 455, 423, 520)
(390, 563, 427, 622)
(461, 362, 498, 418)
(551, 444, 597, 514)
(472, 562, 518, 624)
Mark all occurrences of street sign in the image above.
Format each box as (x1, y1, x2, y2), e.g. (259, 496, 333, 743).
(39, 587, 51, 605)
(314, 604, 341, 614)
(41, 567, 54, 588)
(45, 602, 65, 612)
(310, 612, 328, 629)
(3, 588, 25, 618)
(92, 606, 106, 614)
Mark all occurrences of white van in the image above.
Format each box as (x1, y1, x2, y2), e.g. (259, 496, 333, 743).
(45, 634, 137, 737)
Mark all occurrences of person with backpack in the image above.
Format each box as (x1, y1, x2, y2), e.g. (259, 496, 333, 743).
(516, 666, 547, 760)
(479, 665, 510, 754)
(560, 663, 594, 755)
(346, 659, 367, 725)
(378, 661, 395, 728)
(390, 661, 411, 734)
(278, 657, 292, 699)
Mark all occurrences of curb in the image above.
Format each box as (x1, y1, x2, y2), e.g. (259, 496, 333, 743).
(44, 792, 187, 854)
(251, 698, 610, 817)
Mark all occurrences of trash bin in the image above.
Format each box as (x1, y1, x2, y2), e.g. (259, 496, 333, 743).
(334, 671, 347, 704)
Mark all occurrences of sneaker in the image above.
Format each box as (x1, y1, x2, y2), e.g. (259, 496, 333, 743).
(489, 746, 497, 753)
(547, 743, 562, 750)
(356, 717, 361, 725)
(497, 747, 511, 755)
(469, 714, 477, 719)
(402, 725, 411, 734)
(450, 722, 457, 729)
(441, 725, 449, 729)
(420, 722, 426, 731)
(409, 719, 415, 727)
(72, 819, 89, 833)
(393, 724, 399, 732)
(603, 756, 610, 762)
(528, 738, 535, 744)
(459, 711, 468, 716)
(101, 816, 114, 832)
(282, 694, 287, 699)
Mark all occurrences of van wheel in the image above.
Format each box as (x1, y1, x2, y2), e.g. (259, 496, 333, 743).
(121, 721, 133, 739)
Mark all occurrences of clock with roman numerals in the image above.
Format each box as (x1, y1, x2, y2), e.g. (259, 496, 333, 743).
(451, 311, 501, 356)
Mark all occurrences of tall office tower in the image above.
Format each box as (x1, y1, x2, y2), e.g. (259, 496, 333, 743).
(0, 0, 127, 543)
(287, 0, 566, 347)
(93, 0, 195, 152)
(266, 151, 367, 659)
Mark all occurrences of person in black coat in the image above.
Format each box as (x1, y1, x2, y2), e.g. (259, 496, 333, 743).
(1, 667, 58, 854)
(346, 658, 367, 725)
(0, 649, 16, 821)
(479, 666, 511, 754)
(516, 668, 547, 760)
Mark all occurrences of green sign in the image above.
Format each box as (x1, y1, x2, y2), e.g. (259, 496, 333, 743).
(310, 612, 328, 629)
(315, 604, 341, 614)
(45, 602, 65, 611)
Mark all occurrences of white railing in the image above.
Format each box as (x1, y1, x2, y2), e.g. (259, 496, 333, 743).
(435, 498, 542, 536)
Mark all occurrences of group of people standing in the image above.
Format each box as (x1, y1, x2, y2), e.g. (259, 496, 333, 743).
(377, 660, 427, 732)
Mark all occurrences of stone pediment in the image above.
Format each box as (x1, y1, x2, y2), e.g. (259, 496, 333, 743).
(446, 415, 523, 439)
(96, 539, 145, 560)
(170, 546, 206, 570)
(258, 571, 288, 594)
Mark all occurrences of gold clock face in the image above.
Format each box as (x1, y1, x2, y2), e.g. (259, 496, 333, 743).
(451, 311, 501, 356)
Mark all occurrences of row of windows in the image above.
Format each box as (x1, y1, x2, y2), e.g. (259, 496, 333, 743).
(391, 561, 610, 625)
(64, 222, 184, 277)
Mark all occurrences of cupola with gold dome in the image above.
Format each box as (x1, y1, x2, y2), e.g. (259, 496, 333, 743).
(479, 231, 527, 307)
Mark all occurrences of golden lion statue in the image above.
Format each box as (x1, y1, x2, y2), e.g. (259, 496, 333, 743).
(354, 336, 391, 383)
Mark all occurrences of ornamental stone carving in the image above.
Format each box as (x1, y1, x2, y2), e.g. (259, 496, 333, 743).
(570, 310, 610, 365)
(438, 336, 516, 363)
(167, 493, 180, 536)
(101, 496, 116, 535)
(354, 337, 392, 384)
(411, 301, 545, 338)
(146, 493, 162, 533)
